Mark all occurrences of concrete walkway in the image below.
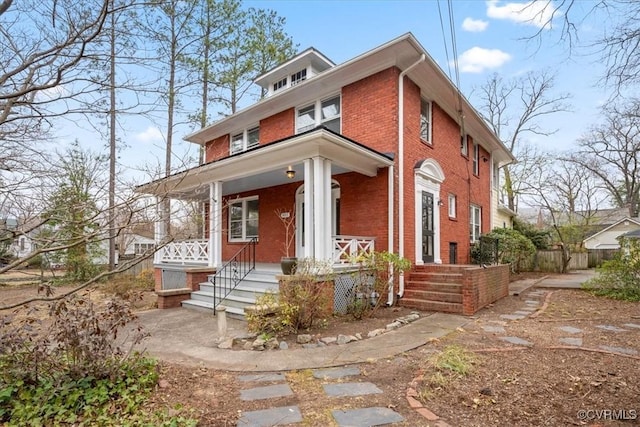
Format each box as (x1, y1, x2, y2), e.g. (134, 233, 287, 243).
(135, 309, 468, 372)
(536, 269, 596, 289)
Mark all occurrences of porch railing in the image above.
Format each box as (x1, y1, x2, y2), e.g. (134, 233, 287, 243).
(157, 239, 208, 265)
(210, 237, 256, 314)
(333, 235, 376, 265)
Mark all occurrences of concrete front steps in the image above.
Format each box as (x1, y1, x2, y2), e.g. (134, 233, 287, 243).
(399, 265, 465, 314)
(181, 267, 280, 319)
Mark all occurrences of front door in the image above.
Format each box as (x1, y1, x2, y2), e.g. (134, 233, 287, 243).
(422, 191, 435, 263)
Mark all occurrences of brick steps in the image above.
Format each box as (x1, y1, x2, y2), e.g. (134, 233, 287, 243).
(398, 298, 462, 313)
(404, 281, 461, 293)
(403, 289, 462, 304)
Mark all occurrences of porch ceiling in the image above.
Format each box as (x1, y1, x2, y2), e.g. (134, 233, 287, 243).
(137, 128, 394, 201)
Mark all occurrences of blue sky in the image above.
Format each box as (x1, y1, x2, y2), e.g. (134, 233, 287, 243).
(62, 0, 613, 183)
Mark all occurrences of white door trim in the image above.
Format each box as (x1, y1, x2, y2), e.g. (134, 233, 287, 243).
(414, 159, 444, 265)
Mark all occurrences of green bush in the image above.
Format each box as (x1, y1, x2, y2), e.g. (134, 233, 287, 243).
(582, 237, 640, 301)
(0, 295, 196, 425)
(472, 228, 536, 272)
(513, 217, 550, 249)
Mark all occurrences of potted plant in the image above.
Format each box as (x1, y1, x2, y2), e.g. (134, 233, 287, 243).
(275, 206, 297, 274)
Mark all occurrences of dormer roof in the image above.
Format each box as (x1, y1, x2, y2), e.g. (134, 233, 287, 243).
(253, 47, 335, 92)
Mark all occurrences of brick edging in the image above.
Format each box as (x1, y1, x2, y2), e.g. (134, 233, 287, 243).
(406, 374, 452, 426)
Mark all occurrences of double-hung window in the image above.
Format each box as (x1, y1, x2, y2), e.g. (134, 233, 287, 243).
(472, 142, 480, 175)
(470, 205, 481, 242)
(296, 95, 341, 134)
(420, 98, 432, 143)
(229, 197, 259, 242)
(135, 243, 155, 255)
(230, 126, 259, 155)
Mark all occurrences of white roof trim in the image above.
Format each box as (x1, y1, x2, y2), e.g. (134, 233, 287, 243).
(583, 216, 640, 243)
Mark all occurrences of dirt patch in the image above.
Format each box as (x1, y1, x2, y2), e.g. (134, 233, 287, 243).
(2, 280, 639, 426)
(145, 289, 640, 426)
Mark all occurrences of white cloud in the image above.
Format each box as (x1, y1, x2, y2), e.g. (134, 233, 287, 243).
(486, 0, 558, 29)
(134, 126, 164, 144)
(462, 17, 489, 32)
(456, 47, 512, 73)
(36, 85, 68, 101)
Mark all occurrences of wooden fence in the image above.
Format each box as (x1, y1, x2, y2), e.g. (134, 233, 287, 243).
(518, 250, 589, 273)
(114, 257, 154, 277)
(587, 249, 619, 268)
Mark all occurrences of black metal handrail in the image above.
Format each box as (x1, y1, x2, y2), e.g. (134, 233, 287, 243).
(210, 237, 256, 315)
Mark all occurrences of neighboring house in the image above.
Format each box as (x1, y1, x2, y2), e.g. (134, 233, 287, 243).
(138, 33, 515, 315)
(583, 217, 640, 249)
(3, 218, 40, 260)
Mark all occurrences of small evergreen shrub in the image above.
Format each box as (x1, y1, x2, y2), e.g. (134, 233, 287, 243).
(582, 237, 640, 301)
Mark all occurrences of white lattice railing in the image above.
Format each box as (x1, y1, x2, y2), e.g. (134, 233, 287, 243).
(333, 235, 375, 265)
(158, 240, 209, 265)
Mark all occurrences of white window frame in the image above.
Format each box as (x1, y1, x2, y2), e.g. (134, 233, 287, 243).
(228, 196, 259, 242)
(290, 68, 307, 86)
(134, 243, 155, 255)
(448, 194, 457, 219)
(296, 94, 341, 134)
(470, 205, 481, 243)
(420, 98, 432, 144)
(472, 142, 480, 175)
(461, 134, 469, 156)
(273, 77, 287, 92)
(230, 126, 260, 155)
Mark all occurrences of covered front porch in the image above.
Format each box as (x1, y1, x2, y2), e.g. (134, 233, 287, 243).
(137, 128, 395, 315)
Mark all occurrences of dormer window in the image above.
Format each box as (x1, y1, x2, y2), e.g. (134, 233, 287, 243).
(290, 69, 307, 86)
(273, 78, 287, 92)
(230, 126, 259, 154)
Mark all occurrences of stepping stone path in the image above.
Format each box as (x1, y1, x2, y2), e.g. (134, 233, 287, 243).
(484, 289, 639, 357)
(236, 365, 405, 426)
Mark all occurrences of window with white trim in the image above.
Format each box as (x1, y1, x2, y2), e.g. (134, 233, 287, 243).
(472, 142, 480, 175)
(296, 95, 341, 134)
(420, 98, 432, 143)
(273, 77, 287, 92)
(290, 68, 307, 86)
(229, 197, 259, 242)
(461, 134, 469, 156)
(230, 126, 259, 154)
(448, 194, 457, 218)
(135, 243, 155, 255)
(470, 205, 481, 242)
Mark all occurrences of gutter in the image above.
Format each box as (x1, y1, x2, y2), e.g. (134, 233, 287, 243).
(397, 54, 426, 300)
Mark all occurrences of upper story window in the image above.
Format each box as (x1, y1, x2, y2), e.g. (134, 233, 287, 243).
(420, 98, 432, 143)
(135, 243, 155, 255)
(229, 196, 259, 242)
(273, 77, 287, 92)
(230, 126, 259, 155)
(290, 68, 307, 86)
(296, 95, 341, 134)
(470, 205, 481, 243)
(472, 142, 480, 175)
(461, 134, 469, 156)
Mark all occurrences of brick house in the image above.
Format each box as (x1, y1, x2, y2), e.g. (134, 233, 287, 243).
(138, 33, 515, 316)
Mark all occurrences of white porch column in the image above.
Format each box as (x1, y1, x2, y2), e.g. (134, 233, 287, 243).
(154, 196, 166, 264)
(312, 156, 332, 261)
(303, 159, 314, 258)
(209, 181, 223, 268)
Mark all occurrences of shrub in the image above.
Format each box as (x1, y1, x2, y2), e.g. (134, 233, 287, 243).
(514, 217, 550, 249)
(0, 295, 194, 425)
(472, 228, 536, 273)
(582, 237, 640, 301)
(347, 251, 411, 319)
(247, 258, 333, 335)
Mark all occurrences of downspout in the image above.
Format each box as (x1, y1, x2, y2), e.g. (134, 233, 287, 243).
(387, 164, 395, 306)
(398, 54, 426, 299)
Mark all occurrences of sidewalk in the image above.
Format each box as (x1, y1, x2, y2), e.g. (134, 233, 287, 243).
(135, 308, 468, 372)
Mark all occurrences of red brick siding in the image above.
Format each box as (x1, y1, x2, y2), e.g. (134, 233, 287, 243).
(342, 67, 399, 153)
(259, 108, 295, 144)
(205, 135, 230, 162)
(461, 264, 510, 315)
(403, 77, 492, 264)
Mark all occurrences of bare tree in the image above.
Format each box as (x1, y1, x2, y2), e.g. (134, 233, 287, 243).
(571, 100, 640, 217)
(477, 71, 572, 212)
(525, 155, 605, 272)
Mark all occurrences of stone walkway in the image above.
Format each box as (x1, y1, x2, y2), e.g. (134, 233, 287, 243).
(482, 289, 639, 356)
(236, 366, 404, 427)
